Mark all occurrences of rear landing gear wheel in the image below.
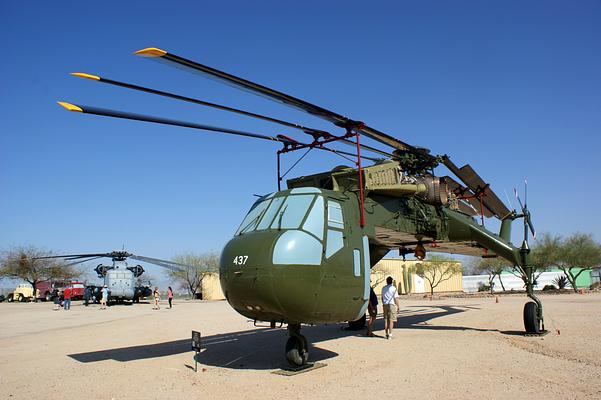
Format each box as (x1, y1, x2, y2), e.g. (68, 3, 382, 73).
(523, 301, 541, 334)
(285, 335, 309, 367)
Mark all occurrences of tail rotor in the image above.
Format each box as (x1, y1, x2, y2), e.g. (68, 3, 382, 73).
(514, 180, 536, 246)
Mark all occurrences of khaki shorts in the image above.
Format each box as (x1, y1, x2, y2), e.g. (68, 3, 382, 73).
(383, 304, 397, 320)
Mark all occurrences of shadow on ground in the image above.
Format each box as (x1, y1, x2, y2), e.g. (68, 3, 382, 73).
(69, 304, 496, 369)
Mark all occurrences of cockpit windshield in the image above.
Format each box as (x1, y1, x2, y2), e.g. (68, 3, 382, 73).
(235, 190, 324, 237)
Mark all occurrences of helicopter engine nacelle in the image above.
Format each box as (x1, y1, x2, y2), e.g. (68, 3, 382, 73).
(127, 264, 145, 278)
(416, 175, 449, 206)
(363, 161, 449, 206)
(94, 264, 113, 278)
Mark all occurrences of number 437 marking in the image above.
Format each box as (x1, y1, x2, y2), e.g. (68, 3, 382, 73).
(233, 255, 248, 265)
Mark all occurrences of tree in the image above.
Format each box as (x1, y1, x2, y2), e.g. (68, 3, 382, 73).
(472, 256, 509, 294)
(0, 246, 79, 302)
(531, 233, 601, 292)
(167, 252, 219, 299)
(558, 233, 601, 292)
(415, 256, 462, 297)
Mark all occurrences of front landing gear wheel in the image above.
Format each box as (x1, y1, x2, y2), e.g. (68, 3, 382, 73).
(285, 335, 309, 367)
(523, 301, 541, 334)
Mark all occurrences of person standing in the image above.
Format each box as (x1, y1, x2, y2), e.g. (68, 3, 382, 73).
(83, 286, 91, 307)
(381, 276, 399, 339)
(100, 285, 109, 310)
(153, 287, 160, 310)
(63, 286, 72, 311)
(167, 286, 173, 309)
(53, 289, 61, 311)
(366, 287, 378, 337)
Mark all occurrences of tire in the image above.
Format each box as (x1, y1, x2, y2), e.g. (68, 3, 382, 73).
(45, 293, 52, 302)
(523, 301, 541, 333)
(17, 294, 25, 302)
(285, 336, 309, 367)
(7, 294, 14, 302)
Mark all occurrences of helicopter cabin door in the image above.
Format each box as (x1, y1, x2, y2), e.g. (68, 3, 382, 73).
(352, 235, 371, 316)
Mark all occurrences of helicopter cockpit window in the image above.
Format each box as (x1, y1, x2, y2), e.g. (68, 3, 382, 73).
(270, 195, 315, 230)
(326, 230, 344, 258)
(235, 193, 322, 236)
(235, 198, 273, 235)
(325, 200, 345, 258)
(327, 201, 344, 229)
(302, 196, 324, 240)
(256, 196, 286, 230)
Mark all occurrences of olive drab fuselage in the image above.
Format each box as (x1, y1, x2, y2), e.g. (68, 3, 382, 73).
(220, 171, 525, 326)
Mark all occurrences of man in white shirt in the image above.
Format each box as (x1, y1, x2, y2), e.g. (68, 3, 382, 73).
(381, 276, 399, 339)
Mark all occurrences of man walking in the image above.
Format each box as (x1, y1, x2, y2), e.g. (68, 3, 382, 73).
(381, 276, 399, 339)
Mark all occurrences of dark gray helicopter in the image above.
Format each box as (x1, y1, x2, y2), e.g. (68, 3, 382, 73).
(42, 251, 187, 303)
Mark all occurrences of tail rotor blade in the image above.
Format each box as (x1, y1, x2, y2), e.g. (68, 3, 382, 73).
(527, 217, 536, 239)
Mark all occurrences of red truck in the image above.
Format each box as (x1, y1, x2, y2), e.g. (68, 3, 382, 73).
(37, 281, 86, 301)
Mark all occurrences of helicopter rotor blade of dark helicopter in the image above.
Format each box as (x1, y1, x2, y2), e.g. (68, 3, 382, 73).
(35, 253, 112, 260)
(70, 73, 392, 158)
(128, 255, 191, 272)
(57, 102, 297, 146)
(134, 48, 428, 156)
(62, 256, 105, 267)
(441, 156, 511, 219)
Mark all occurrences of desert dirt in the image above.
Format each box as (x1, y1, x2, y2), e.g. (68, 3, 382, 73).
(1, 293, 600, 400)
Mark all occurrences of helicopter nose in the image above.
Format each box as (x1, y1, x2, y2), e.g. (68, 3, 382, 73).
(220, 231, 283, 320)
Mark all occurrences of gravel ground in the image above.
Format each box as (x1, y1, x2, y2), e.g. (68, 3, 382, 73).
(1, 293, 600, 400)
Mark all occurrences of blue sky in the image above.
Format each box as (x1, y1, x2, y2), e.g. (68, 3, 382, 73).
(1, 1, 600, 284)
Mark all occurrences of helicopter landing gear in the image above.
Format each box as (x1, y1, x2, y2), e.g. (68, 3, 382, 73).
(523, 301, 542, 334)
(286, 323, 309, 367)
(523, 266, 547, 335)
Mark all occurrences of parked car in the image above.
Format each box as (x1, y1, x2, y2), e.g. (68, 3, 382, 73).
(6, 283, 39, 302)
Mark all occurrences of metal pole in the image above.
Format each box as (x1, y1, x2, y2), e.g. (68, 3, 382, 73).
(277, 151, 282, 191)
(355, 132, 365, 228)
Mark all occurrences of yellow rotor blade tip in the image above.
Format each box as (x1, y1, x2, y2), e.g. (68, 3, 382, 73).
(57, 102, 83, 112)
(70, 72, 100, 81)
(134, 47, 167, 57)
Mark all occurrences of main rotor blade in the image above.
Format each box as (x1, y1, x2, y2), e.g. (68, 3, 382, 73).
(70, 73, 392, 158)
(128, 255, 190, 272)
(35, 253, 112, 260)
(57, 102, 381, 162)
(442, 156, 511, 219)
(63, 256, 104, 267)
(57, 102, 296, 145)
(135, 47, 427, 155)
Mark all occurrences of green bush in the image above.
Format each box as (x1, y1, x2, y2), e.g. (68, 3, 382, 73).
(553, 275, 570, 289)
(478, 283, 492, 292)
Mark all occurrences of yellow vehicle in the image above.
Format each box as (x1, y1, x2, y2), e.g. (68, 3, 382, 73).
(7, 284, 39, 302)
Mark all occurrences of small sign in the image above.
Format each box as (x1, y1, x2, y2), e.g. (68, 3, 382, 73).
(192, 330, 201, 351)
